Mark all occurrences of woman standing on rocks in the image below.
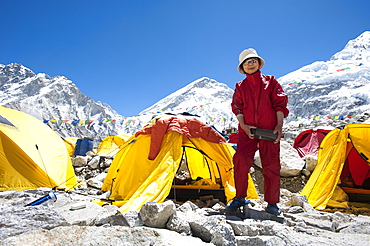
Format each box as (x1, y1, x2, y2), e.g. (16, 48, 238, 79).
(227, 48, 289, 216)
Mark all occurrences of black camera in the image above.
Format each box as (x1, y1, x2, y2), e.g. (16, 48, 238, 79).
(250, 128, 278, 142)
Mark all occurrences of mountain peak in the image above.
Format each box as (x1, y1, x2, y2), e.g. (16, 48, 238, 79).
(187, 77, 228, 89)
(0, 63, 35, 82)
(330, 31, 370, 62)
(138, 76, 235, 131)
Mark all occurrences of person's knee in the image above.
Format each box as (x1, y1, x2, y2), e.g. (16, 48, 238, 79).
(262, 163, 281, 176)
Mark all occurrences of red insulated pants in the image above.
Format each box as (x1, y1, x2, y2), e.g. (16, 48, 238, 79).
(233, 132, 281, 203)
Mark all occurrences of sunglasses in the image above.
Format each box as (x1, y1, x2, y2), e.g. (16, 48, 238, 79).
(243, 59, 258, 65)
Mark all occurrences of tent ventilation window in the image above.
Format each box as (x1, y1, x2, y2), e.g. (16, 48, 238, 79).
(359, 152, 369, 161)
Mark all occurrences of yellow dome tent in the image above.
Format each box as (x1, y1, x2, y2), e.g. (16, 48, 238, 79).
(96, 134, 130, 157)
(63, 137, 79, 157)
(301, 124, 370, 210)
(0, 106, 77, 190)
(99, 115, 258, 214)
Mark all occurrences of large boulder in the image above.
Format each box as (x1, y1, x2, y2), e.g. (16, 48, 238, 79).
(255, 140, 305, 177)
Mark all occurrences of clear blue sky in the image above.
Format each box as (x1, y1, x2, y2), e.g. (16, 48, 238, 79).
(1, 0, 369, 117)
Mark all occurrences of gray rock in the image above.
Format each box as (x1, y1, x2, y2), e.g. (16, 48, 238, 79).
(228, 220, 263, 236)
(101, 157, 113, 168)
(0, 226, 214, 246)
(254, 140, 305, 177)
(283, 211, 348, 232)
(178, 200, 199, 213)
(166, 214, 192, 235)
(279, 141, 306, 177)
(301, 169, 311, 177)
(54, 193, 120, 226)
(285, 194, 317, 213)
(338, 221, 370, 234)
(288, 194, 308, 207)
(283, 206, 305, 214)
(107, 212, 130, 226)
(243, 206, 285, 224)
(304, 155, 318, 171)
(122, 210, 144, 227)
(189, 215, 236, 245)
(140, 200, 176, 228)
(72, 156, 88, 167)
(228, 219, 284, 237)
(236, 235, 286, 246)
(87, 155, 100, 169)
(0, 203, 69, 240)
(86, 179, 103, 189)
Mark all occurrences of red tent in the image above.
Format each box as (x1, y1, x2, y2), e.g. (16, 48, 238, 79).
(293, 129, 331, 158)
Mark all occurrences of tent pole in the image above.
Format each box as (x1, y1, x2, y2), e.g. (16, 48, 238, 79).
(35, 144, 55, 189)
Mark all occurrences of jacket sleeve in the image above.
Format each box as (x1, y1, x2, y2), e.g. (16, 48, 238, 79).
(271, 78, 289, 117)
(231, 82, 244, 116)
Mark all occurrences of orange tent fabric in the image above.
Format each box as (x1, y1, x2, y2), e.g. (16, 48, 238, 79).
(135, 116, 226, 160)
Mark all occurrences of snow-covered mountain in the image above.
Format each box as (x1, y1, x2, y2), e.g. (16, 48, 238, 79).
(279, 31, 370, 121)
(0, 64, 124, 142)
(1, 31, 369, 143)
(139, 77, 236, 132)
(139, 31, 370, 132)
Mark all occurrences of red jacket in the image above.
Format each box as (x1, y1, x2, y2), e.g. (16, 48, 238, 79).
(231, 70, 289, 130)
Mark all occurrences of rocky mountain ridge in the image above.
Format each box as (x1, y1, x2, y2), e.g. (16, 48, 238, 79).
(0, 63, 124, 142)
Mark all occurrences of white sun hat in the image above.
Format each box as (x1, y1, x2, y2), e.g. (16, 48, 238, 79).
(237, 48, 265, 74)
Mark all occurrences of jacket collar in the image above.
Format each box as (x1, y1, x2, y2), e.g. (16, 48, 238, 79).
(245, 70, 261, 81)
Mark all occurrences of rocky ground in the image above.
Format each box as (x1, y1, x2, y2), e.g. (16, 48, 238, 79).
(1, 185, 370, 246)
(2, 116, 370, 245)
